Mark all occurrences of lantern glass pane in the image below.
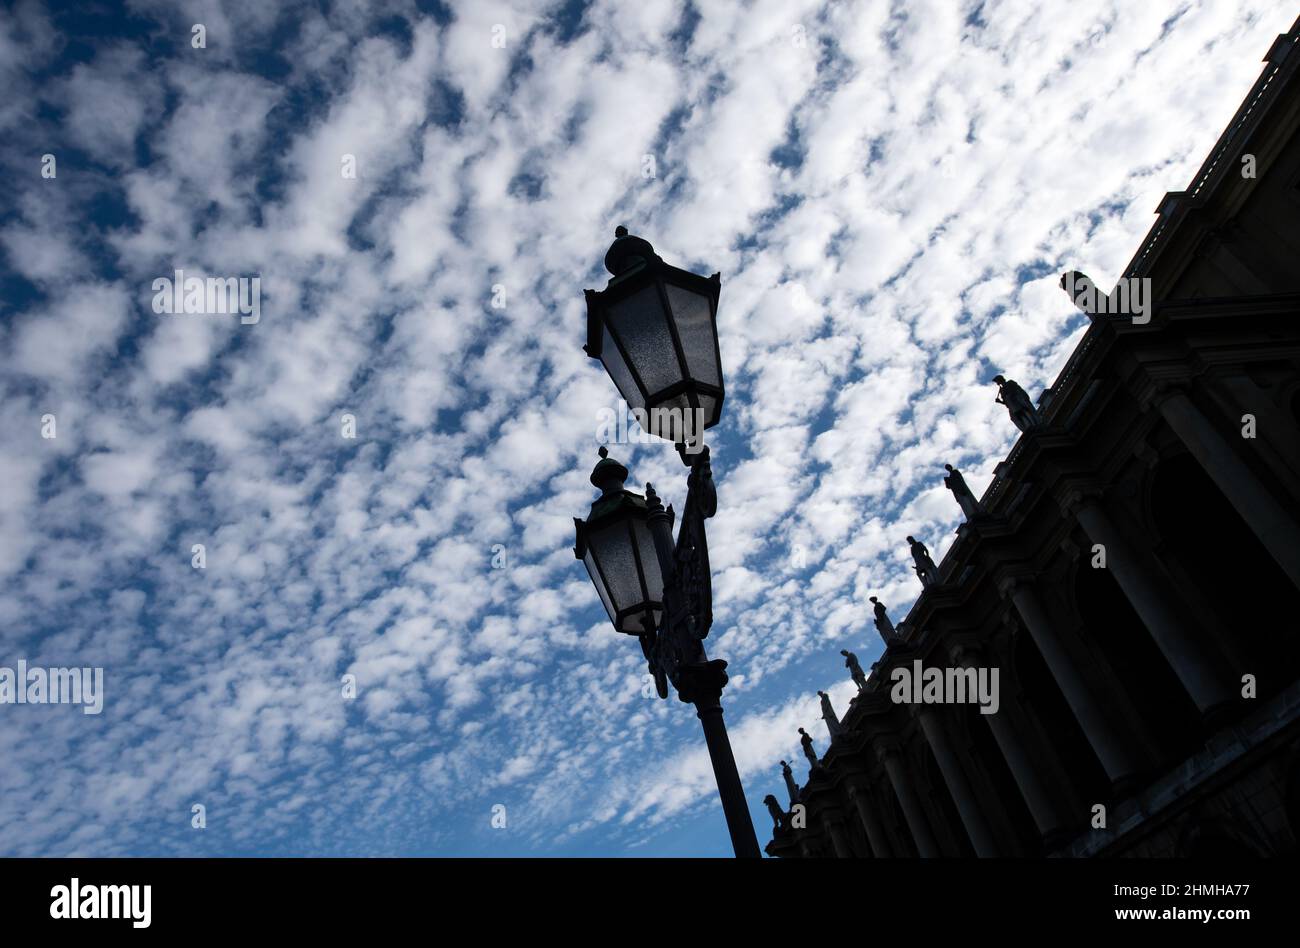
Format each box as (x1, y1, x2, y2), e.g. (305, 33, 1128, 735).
(631, 517, 665, 607)
(641, 400, 693, 442)
(696, 392, 718, 428)
(583, 549, 616, 625)
(600, 324, 643, 413)
(590, 520, 644, 618)
(606, 284, 684, 398)
(664, 284, 720, 389)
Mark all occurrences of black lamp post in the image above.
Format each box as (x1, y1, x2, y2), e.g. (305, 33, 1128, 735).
(574, 228, 761, 859)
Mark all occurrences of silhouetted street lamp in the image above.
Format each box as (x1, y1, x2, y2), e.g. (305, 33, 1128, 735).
(583, 225, 724, 432)
(574, 228, 760, 859)
(573, 447, 664, 636)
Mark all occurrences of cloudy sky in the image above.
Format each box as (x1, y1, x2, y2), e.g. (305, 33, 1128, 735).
(0, 0, 1290, 857)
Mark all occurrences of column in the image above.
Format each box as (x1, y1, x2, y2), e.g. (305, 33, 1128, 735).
(1004, 578, 1144, 784)
(915, 707, 1001, 856)
(846, 779, 891, 857)
(951, 643, 1070, 838)
(822, 809, 853, 858)
(1071, 494, 1232, 713)
(876, 742, 941, 857)
(1156, 387, 1300, 590)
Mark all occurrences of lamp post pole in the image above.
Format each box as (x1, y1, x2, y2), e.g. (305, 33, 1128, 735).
(576, 226, 760, 858)
(643, 450, 760, 859)
(693, 680, 760, 858)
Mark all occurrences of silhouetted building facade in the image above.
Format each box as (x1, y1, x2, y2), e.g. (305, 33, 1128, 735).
(767, 16, 1300, 858)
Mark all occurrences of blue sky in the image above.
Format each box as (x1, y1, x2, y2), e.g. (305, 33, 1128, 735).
(0, 0, 1291, 857)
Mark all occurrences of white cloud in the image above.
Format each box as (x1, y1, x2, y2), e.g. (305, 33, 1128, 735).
(0, 0, 1290, 856)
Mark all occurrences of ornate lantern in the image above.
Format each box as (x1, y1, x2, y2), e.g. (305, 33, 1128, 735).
(573, 448, 665, 635)
(583, 227, 724, 441)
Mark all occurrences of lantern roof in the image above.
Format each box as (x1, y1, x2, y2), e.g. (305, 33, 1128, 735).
(603, 225, 661, 278)
(574, 449, 650, 559)
(589, 445, 629, 490)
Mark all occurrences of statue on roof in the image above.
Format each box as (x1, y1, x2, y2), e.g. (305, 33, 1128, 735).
(780, 759, 800, 805)
(870, 595, 899, 645)
(842, 649, 867, 690)
(944, 464, 980, 519)
(763, 794, 786, 830)
(818, 690, 843, 738)
(994, 374, 1041, 432)
(798, 727, 820, 771)
(907, 535, 938, 587)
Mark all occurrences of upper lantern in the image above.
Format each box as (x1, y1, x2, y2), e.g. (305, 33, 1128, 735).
(583, 227, 724, 441)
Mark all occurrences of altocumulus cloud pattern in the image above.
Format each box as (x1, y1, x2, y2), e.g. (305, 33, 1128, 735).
(0, 0, 1293, 857)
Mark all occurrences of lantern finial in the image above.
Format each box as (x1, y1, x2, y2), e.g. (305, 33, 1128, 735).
(589, 447, 629, 493)
(604, 226, 659, 276)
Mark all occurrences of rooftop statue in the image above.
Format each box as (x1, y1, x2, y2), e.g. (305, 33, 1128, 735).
(944, 463, 980, 519)
(994, 374, 1041, 432)
(780, 759, 800, 805)
(763, 794, 785, 830)
(798, 727, 819, 771)
(869, 595, 899, 645)
(841, 649, 867, 690)
(907, 534, 938, 587)
(818, 690, 843, 738)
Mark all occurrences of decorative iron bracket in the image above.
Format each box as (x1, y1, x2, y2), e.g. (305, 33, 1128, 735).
(643, 446, 719, 702)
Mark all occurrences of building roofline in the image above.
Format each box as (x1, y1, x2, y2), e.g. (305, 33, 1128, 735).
(1025, 16, 1300, 467)
(1124, 15, 1300, 282)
